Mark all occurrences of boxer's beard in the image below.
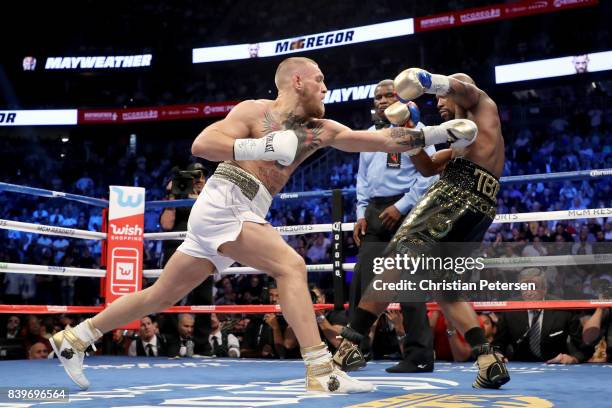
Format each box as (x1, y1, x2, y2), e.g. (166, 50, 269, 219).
(301, 91, 324, 119)
(313, 103, 325, 118)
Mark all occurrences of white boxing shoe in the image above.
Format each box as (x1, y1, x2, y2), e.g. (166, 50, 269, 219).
(306, 360, 375, 393)
(50, 326, 92, 390)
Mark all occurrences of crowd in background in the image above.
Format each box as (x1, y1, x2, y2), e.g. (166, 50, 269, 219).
(1, 93, 611, 306)
(1, 0, 611, 364)
(1, 91, 611, 364)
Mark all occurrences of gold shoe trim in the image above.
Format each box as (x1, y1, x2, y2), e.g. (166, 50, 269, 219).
(307, 361, 334, 377)
(50, 331, 64, 352)
(301, 342, 326, 356)
(306, 362, 335, 392)
(63, 328, 89, 352)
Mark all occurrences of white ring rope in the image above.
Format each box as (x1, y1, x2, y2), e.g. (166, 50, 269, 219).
(0, 219, 106, 240)
(3, 254, 610, 279)
(492, 208, 611, 224)
(0, 262, 105, 278)
(1, 205, 611, 280)
(2, 209, 609, 242)
(143, 208, 612, 241)
(190, 253, 611, 278)
(143, 223, 355, 240)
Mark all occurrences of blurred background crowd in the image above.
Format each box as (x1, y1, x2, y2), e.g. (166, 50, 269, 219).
(0, 0, 610, 364)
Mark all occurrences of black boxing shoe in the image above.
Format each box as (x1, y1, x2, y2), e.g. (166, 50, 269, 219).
(472, 343, 510, 389)
(385, 359, 434, 373)
(332, 327, 367, 372)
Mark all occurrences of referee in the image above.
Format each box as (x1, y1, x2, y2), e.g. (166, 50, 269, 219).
(349, 79, 438, 373)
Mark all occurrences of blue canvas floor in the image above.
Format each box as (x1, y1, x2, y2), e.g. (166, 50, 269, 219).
(0, 356, 611, 407)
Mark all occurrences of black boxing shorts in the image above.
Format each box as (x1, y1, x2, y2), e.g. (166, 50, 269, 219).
(390, 157, 498, 248)
(381, 158, 500, 302)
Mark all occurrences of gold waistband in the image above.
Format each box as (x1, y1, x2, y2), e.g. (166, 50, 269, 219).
(211, 162, 261, 201)
(434, 180, 497, 219)
(441, 158, 500, 205)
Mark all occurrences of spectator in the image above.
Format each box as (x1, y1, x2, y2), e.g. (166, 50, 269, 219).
(2, 316, 21, 339)
(285, 284, 347, 352)
(522, 236, 547, 257)
(559, 181, 578, 201)
(32, 203, 49, 223)
(75, 171, 94, 195)
(307, 233, 331, 263)
(480, 312, 498, 344)
(207, 313, 240, 358)
(241, 284, 288, 358)
(102, 329, 131, 356)
(28, 342, 50, 360)
(166, 314, 199, 358)
(572, 229, 593, 255)
(128, 316, 168, 357)
(48, 208, 64, 226)
(493, 268, 593, 363)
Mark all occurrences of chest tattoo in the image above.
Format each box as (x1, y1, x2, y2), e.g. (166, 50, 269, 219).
(263, 111, 323, 165)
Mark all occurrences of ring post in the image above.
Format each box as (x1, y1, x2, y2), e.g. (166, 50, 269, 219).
(105, 186, 145, 329)
(331, 189, 345, 310)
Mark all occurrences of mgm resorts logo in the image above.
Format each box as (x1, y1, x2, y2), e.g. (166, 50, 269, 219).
(275, 30, 355, 53)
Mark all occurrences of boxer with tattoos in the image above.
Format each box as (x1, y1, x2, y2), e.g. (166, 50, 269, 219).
(51, 57, 474, 393)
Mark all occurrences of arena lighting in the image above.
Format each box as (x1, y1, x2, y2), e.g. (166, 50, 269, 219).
(61, 136, 69, 143)
(192, 19, 414, 63)
(495, 50, 612, 84)
(192, 1, 598, 64)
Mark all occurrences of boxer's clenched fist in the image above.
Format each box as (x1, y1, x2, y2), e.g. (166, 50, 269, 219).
(384, 101, 420, 127)
(422, 119, 478, 149)
(394, 68, 450, 101)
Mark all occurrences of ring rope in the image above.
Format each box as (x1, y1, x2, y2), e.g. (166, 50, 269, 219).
(0, 219, 106, 240)
(142, 208, 612, 241)
(1, 171, 611, 319)
(2, 169, 609, 209)
(3, 254, 611, 279)
(2, 208, 610, 243)
(1, 300, 611, 316)
(0, 263, 105, 278)
(0, 182, 108, 208)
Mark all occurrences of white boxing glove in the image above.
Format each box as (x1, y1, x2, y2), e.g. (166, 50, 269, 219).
(394, 68, 450, 102)
(234, 130, 299, 166)
(422, 119, 478, 149)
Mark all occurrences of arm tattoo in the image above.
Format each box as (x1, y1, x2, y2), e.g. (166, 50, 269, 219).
(262, 111, 323, 166)
(390, 127, 425, 149)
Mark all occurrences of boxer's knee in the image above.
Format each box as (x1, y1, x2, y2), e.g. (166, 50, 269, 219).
(270, 252, 307, 281)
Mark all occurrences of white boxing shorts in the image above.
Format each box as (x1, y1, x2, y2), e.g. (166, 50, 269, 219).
(177, 162, 272, 274)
